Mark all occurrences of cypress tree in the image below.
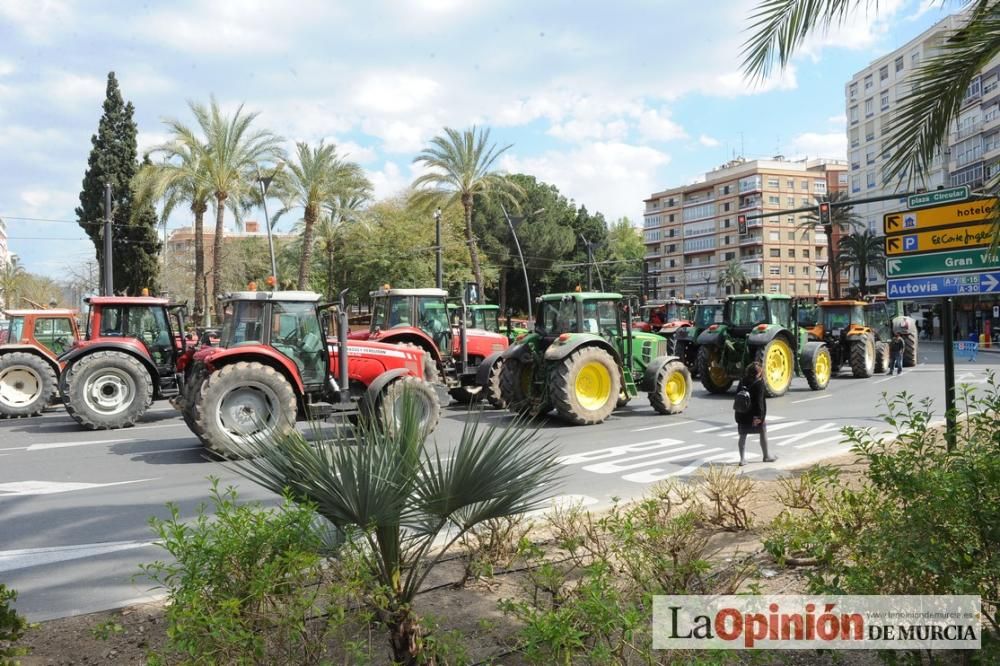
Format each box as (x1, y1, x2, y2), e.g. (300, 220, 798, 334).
(75, 72, 161, 295)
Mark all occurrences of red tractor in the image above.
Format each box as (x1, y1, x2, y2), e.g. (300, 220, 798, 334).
(178, 290, 442, 458)
(59, 296, 191, 429)
(349, 287, 509, 406)
(0, 309, 81, 417)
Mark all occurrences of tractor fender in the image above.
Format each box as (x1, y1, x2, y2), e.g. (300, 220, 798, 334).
(799, 341, 827, 371)
(746, 325, 785, 347)
(844, 329, 871, 343)
(696, 328, 725, 346)
(0, 345, 60, 374)
(201, 347, 306, 395)
(362, 368, 410, 407)
(374, 330, 444, 364)
(476, 351, 504, 387)
(60, 343, 159, 387)
(501, 342, 533, 362)
(638, 354, 680, 392)
(543, 335, 622, 365)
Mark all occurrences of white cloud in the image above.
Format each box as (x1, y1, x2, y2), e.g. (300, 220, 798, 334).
(501, 142, 671, 222)
(637, 108, 687, 142)
(17, 187, 78, 216)
(788, 132, 847, 160)
(827, 114, 847, 127)
(43, 71, 106, 111)
(699, 135, 720, 148)
(337, 140, 377, 164)
(362, 115, 439, 154)
(714, 66, 798, 97)
(353, 73, 440, 114)
(0, 0, 73, 42)
(136, 131, 171, 158)
(548, 118, 628, 142)
(369, 160, 419, 200)
(0, 60, 14, 77)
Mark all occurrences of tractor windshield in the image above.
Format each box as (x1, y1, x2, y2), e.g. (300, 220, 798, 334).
(693, 305, 722, 328)
(475, 309, 500, 332)
(271, 301, 325, 386)
(581, 300, 620, 337)
(666, 303, 692, 321)
(220, 301, 266, 346)
(6, 316, 24, 344)
(538, 299, 579, 336)
(416, 298, 449, 337)
(822, 308, 852, 333)
(32, 317, 75, 354)
(797, 304, 819, 327)
(729, 299, 769, 327)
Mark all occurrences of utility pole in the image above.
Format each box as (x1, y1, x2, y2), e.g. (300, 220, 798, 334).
(581, 234, 594, 290)
(433, 208, 443, 290)
(103, 183, 114, 296)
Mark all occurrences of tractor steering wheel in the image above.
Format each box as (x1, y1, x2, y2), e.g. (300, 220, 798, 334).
(277, 331, 298, 346)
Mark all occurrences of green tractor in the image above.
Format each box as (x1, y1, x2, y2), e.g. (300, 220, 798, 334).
(695, 294, 832, 397)
(498, 291, 692, 425)
(671, 299, 724, 378)
(448, 303, 530, 343)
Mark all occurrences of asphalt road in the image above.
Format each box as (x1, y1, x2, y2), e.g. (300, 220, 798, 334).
(2, 341, 997, 621)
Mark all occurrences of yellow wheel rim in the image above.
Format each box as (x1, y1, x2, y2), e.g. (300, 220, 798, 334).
(815, 350, 831, 384)
(708, 351, 728, 385)
(664, 370, 686, 405)
(575, 361, 612, 410)
(765, 340, 793, 391)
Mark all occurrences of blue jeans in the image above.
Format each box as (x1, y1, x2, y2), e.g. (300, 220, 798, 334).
(890, 353, 903, 374)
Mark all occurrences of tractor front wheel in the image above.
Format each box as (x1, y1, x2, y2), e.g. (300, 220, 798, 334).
(0, 352, 58, 417)
(194, 362, 297, 459)
(902, 333, 917, 367)
(873, 341, 888, 374)
(696, 346, 732, 394)
(649, 359, 692, 415)
(375, 375, 441, 438)
(549, 346, 621, 425)
(64, 351, 153, 429)
(178, 362, 210, 442)
(803, 345, 832, 391)
(755, 337, 793, 397)
(485, 357, 506, 409)
(849, 334, 875, 378)
(499, 356, 549, 416)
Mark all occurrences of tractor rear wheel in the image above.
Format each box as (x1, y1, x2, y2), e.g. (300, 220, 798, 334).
(0, 352, 58, 417)
(178, 363, 209, 442)
(755, 337, 793, 397)
(803, 345, 832, 391)
(485, 357, 506, 409)
(499, 356, 549, 415)
(64, 351, 153, 429)
(374, 375, 441, 438)
(696, 346, 732, 394)
(849, 334, 875, 378)
(902, 333, 917, 367)
(550, 346, 620, 425)
(873, 341, 888, 374)
(649, 359, 692, 415)
(194, 362, 297, 459)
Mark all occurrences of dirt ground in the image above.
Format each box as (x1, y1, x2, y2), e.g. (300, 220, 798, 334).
(11, 449, 878, 665)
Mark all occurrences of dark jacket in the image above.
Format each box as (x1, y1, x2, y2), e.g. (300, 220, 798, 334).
(734, 375, 766, 427)
(889, 336, 904, 356)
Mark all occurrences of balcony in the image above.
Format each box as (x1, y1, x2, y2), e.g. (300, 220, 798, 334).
(740, 234, 763, 246)
(815, 233, 828, 244)
(743, 265, 763, 279)
(953, 122, 982, 142)
(983, 111, 1000, 133)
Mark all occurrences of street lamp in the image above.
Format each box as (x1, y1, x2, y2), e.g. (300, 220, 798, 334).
(433, 207, 443, 289)
(500, 204, 543, 314)
(256, 162, 284, 289)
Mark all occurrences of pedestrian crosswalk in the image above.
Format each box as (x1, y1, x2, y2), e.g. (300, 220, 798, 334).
(556, 415, 857, 484)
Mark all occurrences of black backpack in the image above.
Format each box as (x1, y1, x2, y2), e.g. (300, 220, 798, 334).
(733, 384, 752, 415)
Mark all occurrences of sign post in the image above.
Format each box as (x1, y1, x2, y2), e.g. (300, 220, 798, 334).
(942, 297, 956, 451)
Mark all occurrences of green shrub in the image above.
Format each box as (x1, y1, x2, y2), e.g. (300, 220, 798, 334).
(0, 584, 30, 664)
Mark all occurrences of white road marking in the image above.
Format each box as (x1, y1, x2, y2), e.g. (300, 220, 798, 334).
(621, 448, 729, 483)
(26, 438, 132, 451)
(873, 375, 898, 385)
(717, 420, 807, 439)
(557, 438, 687, 465)
(794, 434, 850, 450)
(770, 423, 842, 447)
(630, 419, 692, 432)
(0, 540, 155, 573)
(583, 444, 708, 474)
(0, 446, 28, 452)
(791, 394, 833, 404)
(694, 425, 724, 433)
(0, 479, 155, 496)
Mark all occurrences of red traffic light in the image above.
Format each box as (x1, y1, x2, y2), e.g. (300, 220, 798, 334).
(737, 214, 748, 235)
(818, 201, 832, 226)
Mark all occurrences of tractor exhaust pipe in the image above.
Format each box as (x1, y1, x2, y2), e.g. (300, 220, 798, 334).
(338, 288, 350, 405)
(460, 296, 468, 372)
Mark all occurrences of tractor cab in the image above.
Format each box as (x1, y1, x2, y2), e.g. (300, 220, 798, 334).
(2, 309, 79, 356)
(536, 293, 625, 348)
(819, 302, 867, 340)
(80, 297, 186, 375)
(367, 287, 453, 354)
(449, 303, 501, 333)
(724, 295, 791, 335)
(637, 298, 692, 332)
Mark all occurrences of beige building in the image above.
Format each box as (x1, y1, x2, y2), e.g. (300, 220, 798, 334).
(165, 220, 294, 277)
(642, 157, 848, 299)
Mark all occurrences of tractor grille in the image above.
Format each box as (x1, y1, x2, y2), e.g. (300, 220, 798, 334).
(640, 338, 667, 363)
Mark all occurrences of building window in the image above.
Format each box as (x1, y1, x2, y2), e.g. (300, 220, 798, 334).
(879, 65, 888, 82)
(802, 266, 810, 275)
(724, 218, 731, 228)
(787, 266, 795, 275)
(802, 232, 810, 241)
(895, 56, 904, 72)
(789, 284, 796, 294)
(814, 180, 827, 193)
(738, 175, 762, 193)
(911, 52, 920, 68)
(723, 185, 731, 194)
(725, 252, 735, 260)
(770, 284, 780, 293)
(786, 179, 795, 189)
(668, 214, 674, 222)
(803, 249, 810, 258)
(788, 248, 796, 258)
(865, 98, 874, 116)
(851, 175, 861, 193)
(788, 231, 796, 241)
(866, 172, 877, 188)
(866, 149, 875, 164)
(767, 177, 780, 188)
(769, 230, 780, 241)
(786, 197, 795, 207)
(769, 265, 780, 275)
(769, 248, 781, 257)
(850, 106, 859, 124)
(864, 74, 873, 91)
(849, 82, 858, 99)
(724, 236, 731, 245)
(723, 202, 731, 211)
(786, 216, 795, 224)
(800, 180, 809, 190)
(880, 92, 889, 110)
(768, 195, 780, 204)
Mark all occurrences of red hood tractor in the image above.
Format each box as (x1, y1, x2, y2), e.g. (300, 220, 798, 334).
(178, 290, 441, 458)
(59, 296, 191, 429)
(348, 287, 509, 406)
(0, 309, 81, 417)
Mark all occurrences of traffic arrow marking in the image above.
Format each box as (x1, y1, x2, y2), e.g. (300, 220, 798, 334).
(886, 215, 901, 232)
(887, 237, 901, 253)
(983, 273, 999, 292)
(887, 259, 901, 274)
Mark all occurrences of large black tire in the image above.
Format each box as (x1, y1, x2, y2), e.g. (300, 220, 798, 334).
(754, 337, 794, 397)
(803, 345, 832, 391)
(373, 375, 441, 438)
(0, 352, 58, 417)
(63, 351, 153, 429)
(697, 346, 733, 394)
(873, 341, 888, 374)
(179, 364, 210, 442)
(499, 356, 548, 415)
(902, 333, 917, 367)
(648, 359, 692, 415)
(194, 362, 298, 459)
(549, 346, 621, 425)
(485, 358, 506, 409)
(849, 334, 875, 378)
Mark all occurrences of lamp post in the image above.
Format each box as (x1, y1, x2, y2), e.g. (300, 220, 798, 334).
(256, 162, 284, 289)
(500, 204, 542, 314)
(433, 207, 443, 289)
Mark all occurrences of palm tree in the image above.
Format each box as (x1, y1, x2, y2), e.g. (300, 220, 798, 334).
(228, 398, 560, 665)
(134, 138, 211, 325)
(313, 194, 367, 301)
(0, 256, 27, 309)
(742, 0, 1000, 246)
(411, 126, 522, 295)
(838, 230, 886, 297)
(797, 191, 863, 299)
(187, 97, 284, 318)
(718, 259, 750, 295)
(271, 142, 372, 290)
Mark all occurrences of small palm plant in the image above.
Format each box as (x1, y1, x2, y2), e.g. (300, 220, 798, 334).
(228, 394, 560, 665)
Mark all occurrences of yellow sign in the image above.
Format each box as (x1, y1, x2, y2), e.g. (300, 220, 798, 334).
(883, 198, 997, 235)
(885, 223, 995, 256)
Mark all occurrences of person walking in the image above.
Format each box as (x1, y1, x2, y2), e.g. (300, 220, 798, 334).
(734, 360, 776, 466)
(889, 331, 904, 375)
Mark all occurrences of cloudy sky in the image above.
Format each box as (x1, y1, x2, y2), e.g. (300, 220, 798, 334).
(0, 0, 947, 277)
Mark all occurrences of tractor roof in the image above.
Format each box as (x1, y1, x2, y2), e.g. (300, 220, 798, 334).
(728, 293, 789, 302)
(540, 292, 622, 302)
(819, 300, 867, 307)
(223, 290, 321, 302)
(641, 298, 691, 309)
(369, 287, 448, 298)
(86, 296, 172, 306)
(447, 303, 499, 311)
(695, 299, 724, 306)
(3, 309, 77, 317)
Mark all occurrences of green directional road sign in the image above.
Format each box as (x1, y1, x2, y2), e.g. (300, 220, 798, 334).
(886, 247, 1000, 278)
(906, 186, 969, 209)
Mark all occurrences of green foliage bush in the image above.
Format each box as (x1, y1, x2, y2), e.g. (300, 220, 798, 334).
(0, 584, 30, 664)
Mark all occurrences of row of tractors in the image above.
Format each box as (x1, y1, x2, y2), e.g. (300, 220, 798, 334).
(0, 285, 919, 458)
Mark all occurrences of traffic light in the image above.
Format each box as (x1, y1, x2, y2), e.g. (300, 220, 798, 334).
(818, 201, 832, 227)
(737, 214, 748, 235)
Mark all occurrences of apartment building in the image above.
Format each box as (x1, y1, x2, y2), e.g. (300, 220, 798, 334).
(166, 220, 294, 277)
(643, 157, 847, 299)
(0, 216, 9, 269)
